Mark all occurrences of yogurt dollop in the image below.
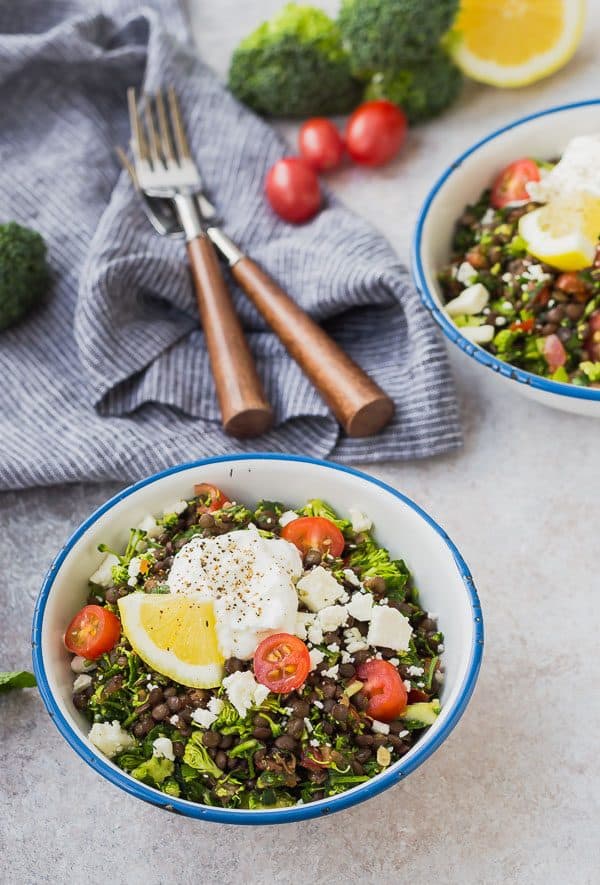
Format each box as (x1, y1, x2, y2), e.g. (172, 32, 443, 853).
(167, 528, 303, 659)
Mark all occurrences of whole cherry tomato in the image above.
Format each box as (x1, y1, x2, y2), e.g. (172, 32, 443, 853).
(345, 100, 407, 167)
(265, 157, 321, 223)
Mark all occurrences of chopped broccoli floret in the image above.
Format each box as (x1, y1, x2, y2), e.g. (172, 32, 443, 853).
(298, 499, 352, 533)
(130, 755, 174, 786)
(363, 48, 462, 122)
(228, 3, 361, 117)
(183, 733, 225, 778)
(347, 535, 409, 598)
(0, 221, 49, 330)
(338, 0, 460, 75)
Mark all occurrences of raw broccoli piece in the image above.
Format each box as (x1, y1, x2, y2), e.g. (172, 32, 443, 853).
(298, 499, 352, 534)
(228, 3, 361, 117)
(338, 0, 460, 75)
(0, 221, 49, 330)
(347, 535, 409, 598)
(364, 48, 462, 123)
(130, 756, 174, 786)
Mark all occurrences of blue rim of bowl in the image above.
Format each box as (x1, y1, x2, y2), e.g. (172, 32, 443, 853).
(412, 98, 600, 402)
(32, 453, 483, 825)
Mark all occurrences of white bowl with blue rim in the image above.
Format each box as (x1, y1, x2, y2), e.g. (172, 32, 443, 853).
(32, 454, 483, 825)
(413, 99, 600, 417)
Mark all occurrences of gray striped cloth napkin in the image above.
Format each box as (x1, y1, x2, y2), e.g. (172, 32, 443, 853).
(0, 0, 461, 491)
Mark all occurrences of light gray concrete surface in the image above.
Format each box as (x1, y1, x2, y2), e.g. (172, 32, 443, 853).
(2, 3, 599, 883)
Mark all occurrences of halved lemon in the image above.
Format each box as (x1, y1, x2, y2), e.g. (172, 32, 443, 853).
(519, 206, 596, 271)
(449, 0, 585, 87)
(118, 594, 224, 688)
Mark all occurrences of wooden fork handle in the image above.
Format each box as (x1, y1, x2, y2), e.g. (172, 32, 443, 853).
(187, 235, 273, 438)
(230, 257, 394, 437)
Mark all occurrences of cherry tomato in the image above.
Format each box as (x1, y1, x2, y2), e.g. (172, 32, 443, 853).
(253, 632, 311, 692)
(585, 310, 600, 361)
(298, 118, 345, 172)
(64, 604, 121, 659)
(556, 272, 587, 297)
(490, 158, 540, 208)
(265, 157, 321, 223)
(194, 483, 230, 512)
(280, 516, 345, 557)
(356, 659, 407, 722)
(345, 100, 407, 167)
(510, 317, 535, 333)
(543, 333, 567, 373)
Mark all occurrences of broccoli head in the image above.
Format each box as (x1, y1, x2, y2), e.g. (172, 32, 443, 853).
(0, 221, 48, 330)
(338, 0, 460, 75)
(364, 48, 462, 123)
(228, 3, 361, 117)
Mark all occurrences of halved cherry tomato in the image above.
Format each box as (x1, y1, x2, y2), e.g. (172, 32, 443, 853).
(194, 483, 230, 512)
(585, 310, 600, 361)
(356, 659, 407, 722)
(64, 604, 121, 659)
(299, 118, 345, 172)
(491, 158, 540, 208)
(280, 516, 345, 557)
(253, 633, 311, 693)
(543, 333, 567, 372)
(345, 100, 407, 167)
(510, 317, 535, 333)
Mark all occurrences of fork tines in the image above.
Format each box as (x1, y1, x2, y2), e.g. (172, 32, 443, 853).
(127, 86, 191, 170)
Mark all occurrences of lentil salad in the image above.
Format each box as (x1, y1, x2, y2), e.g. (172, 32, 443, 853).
(65, 487, 444, 810)
(438, 158, 600, 386)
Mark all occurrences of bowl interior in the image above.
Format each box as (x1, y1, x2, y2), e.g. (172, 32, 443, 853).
(35, 456, 481, 820)
(418, 102, 600, 313)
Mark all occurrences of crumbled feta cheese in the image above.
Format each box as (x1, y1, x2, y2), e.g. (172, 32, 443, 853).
(524, 264, 550, 282)
(309, 738, 319, 747)
(307, 620, 324, 645)
(398, 729, 409, 738)
(207, 697, 224, 716)
(342, 568, 361, 588)
(295, 611, 315, 641)
(445, 283, 490, 317)
(343, 626, 369, 654)
(191, 707, 218, 728)
(460, 324, 495, 345)
(341, 650, 353, 664)
(313, 700, 324, 710)
(326, 643, 339, 653)
(317, 604, 349, 632)
(322, 664, 339, 679)
(456, 261, 478, 286)
(88, 721, 135, 758)
(437, 643, 445, 653)
(128, 557, 142, 578)
(346, 591, 373, 622)
(480, 208, 495, 226)
(163, 499, 187, 515)
(337, 589, 350, 604)
(406, 665, 424, 677)
(303, 717, 313, 733)
(169, 715, 180, 726)
(222, 671, 269, 718)
(404, 680, 412, 691)
(367, 605, 413, 651)
(297, 566, 346, 612)
(389, 657, 399, 666)
(309, 648, 325, 671)
(502, 301, 512, 311)
(138, 515, 162, 539)
(89, 553, 119, 588)
(72, 674, 92, 693)
(152, 737, 175, 761)
(70, 655, 96, 674)
(371, 719, 390, 735)
(348, 507, 372, 533)
(278, 510, 299, 527)
(501, 272, 513, 283)
(495, 316, 507, 326)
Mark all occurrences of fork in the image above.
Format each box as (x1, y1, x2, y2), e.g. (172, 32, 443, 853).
(127, 87, 273, 439)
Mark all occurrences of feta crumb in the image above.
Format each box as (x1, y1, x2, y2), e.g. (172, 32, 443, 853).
(460, 324, 495, 344)
(89, 552, 119, 588)
(307, 620, 324, 645)
(309, 738, 319, 748)
(191, 706, 218, 728)
(152, 737, 175, 761)
(313, 700, 324, 710)
(72, 674, 92, 693)
(322, 664, 339, 679)
(70, 655, 96, 674)
(348, 507, 372, 533)
(341, 650, 353, 664)
(371, 719, 390, 735)
(389, 657, 399, 666)
(344, 626, 369, 654)
(138, 515, 162, 539)
(481, 208, 495, 226)
(404, 680, 412, 691)
(367, 605, 413, 652)
(326, 643, 340, 653)
(279, 510, 299, 527)
(456, 260, 478, 286)
(437, 643, 445, 653)
(222, 670, 269, 718)
(406, 666, 424, 677)
(342, 568, 361, 588)
(294, 611, 315, 641)
(346, 591, 373, 622)
(445, 283, 490, 317)
(88, 721, 135, 758)
(501, 271, 513, 283)
(495, 316, 507, 326)
(163, 499, 187, 515)
(297, 566, 346, 612)
(207, 697, 224, 716)
(398, 730, 409, 738)
(169, 715, 180, 726)
(303, 717, 313, 733)
(317, 604, 348, 632)
(309, 648, 325, 671)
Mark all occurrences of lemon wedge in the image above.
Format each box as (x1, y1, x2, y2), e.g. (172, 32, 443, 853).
(519, 206, 596, 271)
(449, 0, 585, 87)
(118, 594, 224, 688)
